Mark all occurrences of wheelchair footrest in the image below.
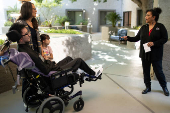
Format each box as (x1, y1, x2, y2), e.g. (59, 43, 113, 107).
(85, 74, 102, 81)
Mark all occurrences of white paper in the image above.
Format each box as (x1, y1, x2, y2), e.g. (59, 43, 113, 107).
(143, 43, 151, 53)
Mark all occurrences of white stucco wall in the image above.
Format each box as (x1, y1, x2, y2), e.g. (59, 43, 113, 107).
(0, 0, 21, 34)
(122, 0, 139, 28)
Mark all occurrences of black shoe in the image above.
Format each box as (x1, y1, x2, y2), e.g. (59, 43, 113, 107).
(142, 87, 151, 94)
(162, 87, 169, 96)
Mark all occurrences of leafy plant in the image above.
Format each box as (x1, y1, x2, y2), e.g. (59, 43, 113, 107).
(6, 3, 20, 22)
(34, 0, 43, 3)
(105, 12, 122, 27)
(41, 14, 56, 27)
(7, 4, 20, 15)
(70, 0, 107, 3)
(133, 26, 141, 30)
(0, 39, 5, 45)
(34, 0, 61, 8)
(76, 19, 88, 25)
(34, 0, 61, 27)
(34, 0, 62, 4)
(4, 21, 13, 26)
(44, 29, 82, 34)
(55, 16, 70, 26)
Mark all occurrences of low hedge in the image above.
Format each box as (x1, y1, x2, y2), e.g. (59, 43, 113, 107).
(43, 29, 82, 34)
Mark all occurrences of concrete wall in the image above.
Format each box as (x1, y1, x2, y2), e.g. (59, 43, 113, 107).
(158, 0, 170, 39)
(122, 0, 139, 28)
(48, 33, 92, 62)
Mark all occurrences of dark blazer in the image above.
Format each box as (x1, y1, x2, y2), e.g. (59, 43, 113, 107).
(127, 23, 168, 61)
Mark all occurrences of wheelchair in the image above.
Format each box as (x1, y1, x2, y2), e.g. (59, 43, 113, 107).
(0, 40, 102, 113)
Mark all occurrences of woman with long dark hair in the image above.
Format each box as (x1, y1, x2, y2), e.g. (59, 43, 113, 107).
(122, 8, 169, 96)
(17, 1, 41, 53)
(17, 2, 42, 97)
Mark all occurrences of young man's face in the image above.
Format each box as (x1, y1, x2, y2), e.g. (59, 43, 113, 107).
(21, 27, 31, 43)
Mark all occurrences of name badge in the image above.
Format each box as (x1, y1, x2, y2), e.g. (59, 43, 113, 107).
(156, 27, 160, 30)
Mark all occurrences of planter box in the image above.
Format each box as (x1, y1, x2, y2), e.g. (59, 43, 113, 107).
(127, 29, 140, 49)
(0, 44, 17, 94)
(39, 25, 87, 33)
(47, 33, 92, 62)
(101, 26, 118, 41)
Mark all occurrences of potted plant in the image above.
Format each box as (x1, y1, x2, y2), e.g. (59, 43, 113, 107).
(55, 16, 70, 26)
(76, 19, 88, 25)
(101, 12, 122, 41)
(105, 12, 122, 27)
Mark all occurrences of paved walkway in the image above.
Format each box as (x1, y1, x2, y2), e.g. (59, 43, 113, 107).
(0, 33, 170, 113)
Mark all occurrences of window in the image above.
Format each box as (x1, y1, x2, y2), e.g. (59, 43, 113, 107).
(123, 11, 131, 27)
(100, 11, 115, 25)
(66, 9, 85, 25)
(137, 9, 143, 26)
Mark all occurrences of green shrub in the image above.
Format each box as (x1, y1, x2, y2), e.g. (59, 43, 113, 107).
(4, 21, 13, 26)
(54, 16, 70, 26)
(44, 29, 82, 34)
(76, 19, 88, 25)
(0, 39, 5, 45)
(133, 26, 141, 30)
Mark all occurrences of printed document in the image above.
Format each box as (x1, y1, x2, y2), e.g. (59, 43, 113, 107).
(143, 43, 151, 53)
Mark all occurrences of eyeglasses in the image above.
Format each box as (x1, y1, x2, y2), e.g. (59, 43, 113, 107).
(22, 32, 31, 37)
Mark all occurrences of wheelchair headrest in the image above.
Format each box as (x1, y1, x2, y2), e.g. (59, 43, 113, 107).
(6, 30, 22, 42)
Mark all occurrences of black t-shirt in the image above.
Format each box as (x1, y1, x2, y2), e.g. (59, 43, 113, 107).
(18, 44, 58, 75)
(28, 25, 38, 52)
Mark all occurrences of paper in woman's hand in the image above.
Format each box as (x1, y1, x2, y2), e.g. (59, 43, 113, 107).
(143, 43, 151, 53)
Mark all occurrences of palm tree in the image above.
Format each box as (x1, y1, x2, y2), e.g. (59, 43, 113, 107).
(105, 12, 122, 27)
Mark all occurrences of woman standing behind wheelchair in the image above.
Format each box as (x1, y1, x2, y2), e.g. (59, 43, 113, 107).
(17, 1, 41, 53)
(16, 1, 42, 97)
(121, 7, 169, 96)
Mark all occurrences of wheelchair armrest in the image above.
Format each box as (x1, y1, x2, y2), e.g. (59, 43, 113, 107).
(51, 67, 73, 78)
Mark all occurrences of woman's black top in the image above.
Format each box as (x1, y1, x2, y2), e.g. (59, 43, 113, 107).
(127, 23, 168, 61)
(28, 25, 38, 52)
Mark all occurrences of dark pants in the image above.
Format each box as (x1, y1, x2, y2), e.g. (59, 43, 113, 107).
(141, 58, 167, 88)
(22, 56, 95, 96)
(56, 56, 95, 75)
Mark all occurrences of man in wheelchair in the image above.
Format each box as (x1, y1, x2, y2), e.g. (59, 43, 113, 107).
(0, 23, 103, 112)
(8, 23, 103, 77)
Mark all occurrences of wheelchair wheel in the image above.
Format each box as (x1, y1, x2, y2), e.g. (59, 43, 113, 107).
(73, 98, 84, 112)
(23, 87, 41, 108)
(38, 96, 65, 113)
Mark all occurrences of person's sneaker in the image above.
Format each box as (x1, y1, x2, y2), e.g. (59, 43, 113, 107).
(94, 66, 103, 77)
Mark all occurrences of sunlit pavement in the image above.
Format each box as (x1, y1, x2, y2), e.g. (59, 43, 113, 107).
(0, 33, 170, 113)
